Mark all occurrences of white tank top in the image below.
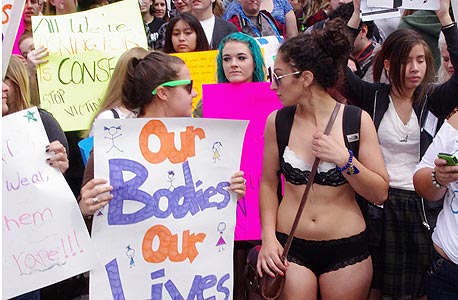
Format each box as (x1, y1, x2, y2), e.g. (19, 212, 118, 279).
(378, 99, 420, 190)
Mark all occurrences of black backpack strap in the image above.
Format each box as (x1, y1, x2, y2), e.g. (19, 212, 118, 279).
(343, 105, 380, 235)
(274, 105, 296, 201)
(343, 104, 362, 158)
(110, 108, 120, 119)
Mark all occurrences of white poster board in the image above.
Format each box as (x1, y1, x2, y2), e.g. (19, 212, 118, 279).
(2, 0, 25, 78)
(255, 35, 283, 75)
(2, 107, 96, 299)
(368, 0, 439, 9)
(90, 118, 248, 299)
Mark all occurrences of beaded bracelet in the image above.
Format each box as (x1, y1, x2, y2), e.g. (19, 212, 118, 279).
(431, 169, 444, 189)
(336, 149, 360, 175)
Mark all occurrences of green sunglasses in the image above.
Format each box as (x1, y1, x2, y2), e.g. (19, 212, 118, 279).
(151, 79, 193, 95)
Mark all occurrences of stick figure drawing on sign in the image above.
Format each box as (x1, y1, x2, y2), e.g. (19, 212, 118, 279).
(126, 244, 136, 268)
(104, 125, 123, 153)
(212, 141, 223, 163)
(216, 222, 227, 252)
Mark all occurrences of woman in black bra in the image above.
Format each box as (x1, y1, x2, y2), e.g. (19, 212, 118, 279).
(257, 19, 389, 299)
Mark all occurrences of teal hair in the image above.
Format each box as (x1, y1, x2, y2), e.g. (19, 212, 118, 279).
(216, 32, 266, 83)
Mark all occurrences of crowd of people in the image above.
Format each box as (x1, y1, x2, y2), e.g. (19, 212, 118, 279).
(3, 0, 458, 298)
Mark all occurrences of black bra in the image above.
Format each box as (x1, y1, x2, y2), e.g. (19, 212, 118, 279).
(280, 158, 348, 186)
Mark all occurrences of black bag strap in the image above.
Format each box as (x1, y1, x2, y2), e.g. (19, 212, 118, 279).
(110, 108, 120, 119)
(281, 102, 341, 260)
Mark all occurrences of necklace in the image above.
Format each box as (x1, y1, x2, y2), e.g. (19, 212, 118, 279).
(389, 95, 415, 143)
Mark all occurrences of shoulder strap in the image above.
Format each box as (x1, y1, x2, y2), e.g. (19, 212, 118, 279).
(275, 105, 296, 161)
(282, 103, 341, 259)
(343, 105, 362, 159)
(110, 108, 120, 119)
(275, 105, 296, 201)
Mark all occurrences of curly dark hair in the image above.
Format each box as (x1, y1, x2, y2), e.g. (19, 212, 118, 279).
(278, 18, 352, 89)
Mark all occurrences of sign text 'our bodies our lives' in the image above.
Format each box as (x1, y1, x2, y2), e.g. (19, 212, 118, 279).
(102, 120, 233, 299)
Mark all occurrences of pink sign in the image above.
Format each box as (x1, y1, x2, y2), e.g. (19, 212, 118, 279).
(203, 82, 282, 241)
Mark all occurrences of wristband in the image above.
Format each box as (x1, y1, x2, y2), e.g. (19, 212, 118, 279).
(336, 149, 360, 175)
(442, 22, 456, 30)
(431, 169, 444, 189)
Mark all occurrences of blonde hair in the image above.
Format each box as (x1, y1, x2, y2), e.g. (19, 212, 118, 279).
(5, 55, 31, 114)
(437, 32, 451, 84)
(213, 0, 225, 18)
(303, 0, 330, 23)
(83, 47, 149, 137)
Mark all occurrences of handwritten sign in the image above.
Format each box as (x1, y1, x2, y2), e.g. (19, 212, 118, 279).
(172, 50, 218, 111)
(2, 0, 25, 78)
(203, 82, 282, 241)
(32, 0, 148, 131)
(91, 118, 248, 299)
(2, 107, 96, 299)
(361, 0, 400, 21)
(367, 0, 439, 10)
(254, 36, 283, 73)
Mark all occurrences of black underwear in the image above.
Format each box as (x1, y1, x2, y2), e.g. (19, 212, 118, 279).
(280, 159, 348, 186)
(276, 231, 370, 276)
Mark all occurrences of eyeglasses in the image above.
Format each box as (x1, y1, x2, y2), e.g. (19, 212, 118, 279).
(152, 79, 193, 95)
(268, 67, 301, 86)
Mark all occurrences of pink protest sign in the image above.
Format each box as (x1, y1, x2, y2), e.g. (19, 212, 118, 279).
(203, 82, 282, 241)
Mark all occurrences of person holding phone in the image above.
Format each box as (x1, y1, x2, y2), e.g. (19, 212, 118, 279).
(413, 112, 458, 300)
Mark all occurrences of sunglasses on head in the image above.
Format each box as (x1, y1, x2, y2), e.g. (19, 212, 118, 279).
(152, 79, 193, 95)
(268, 67, 301, 86)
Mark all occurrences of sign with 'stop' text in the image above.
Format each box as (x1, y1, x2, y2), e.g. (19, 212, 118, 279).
(91, 118, 248, 299)
(32, 0, 147, 131)
(2, 107, 96, 299)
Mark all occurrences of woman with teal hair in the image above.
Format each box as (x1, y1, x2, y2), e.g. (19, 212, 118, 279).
(194, 32, 266, 117)
(216, 32, 266, 83)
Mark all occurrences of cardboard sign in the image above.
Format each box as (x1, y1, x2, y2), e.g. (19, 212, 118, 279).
(90, 118, 248, 299)
(32, 0, 148, 131)
(2, 107, 96, 299)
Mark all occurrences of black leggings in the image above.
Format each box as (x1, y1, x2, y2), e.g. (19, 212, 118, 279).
(276, 230, 370, 276)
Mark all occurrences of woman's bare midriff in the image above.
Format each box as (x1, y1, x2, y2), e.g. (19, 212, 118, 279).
(277, 182, 366, 240)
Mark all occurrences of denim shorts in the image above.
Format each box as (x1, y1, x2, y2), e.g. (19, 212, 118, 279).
(426, 251, 458, 300)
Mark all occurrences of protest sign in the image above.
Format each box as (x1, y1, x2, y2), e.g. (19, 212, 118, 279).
(32, 0, 147, 131)
(2, 107, 96, 299)
(203, 82, 282, 241)
(90, 118, 248, 299)
(367, 0, 439, 9)
(254, 36, 283, 74)
(2, 0, 25, 78)
(361, 0, 400, 21)
(172, 50, 218, 111)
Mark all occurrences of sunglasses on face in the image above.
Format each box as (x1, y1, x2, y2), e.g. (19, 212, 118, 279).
(268, 67, 301, 86)
(152, 79, 193, 95)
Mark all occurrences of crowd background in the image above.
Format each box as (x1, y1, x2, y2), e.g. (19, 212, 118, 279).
(3, 0, 457, 298)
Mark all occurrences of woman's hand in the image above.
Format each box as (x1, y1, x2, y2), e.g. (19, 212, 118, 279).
(27, 47, 49, 76)
(79, 179, 113, 218)
(257, 238, 288, 278)
(435, 0, 453, 26)
(228, 171, 246, 200)
(311, 130, 349, 167)
(434, 158, 458, 187)
(46, 140, 69, 173)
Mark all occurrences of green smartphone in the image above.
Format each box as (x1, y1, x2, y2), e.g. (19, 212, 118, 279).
(438, 152, 458, 166)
